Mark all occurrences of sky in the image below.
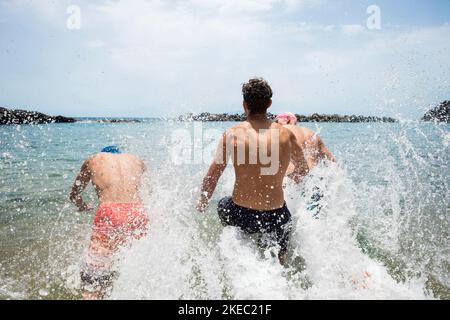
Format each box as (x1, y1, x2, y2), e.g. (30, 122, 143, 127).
(0, 0, 449, 118)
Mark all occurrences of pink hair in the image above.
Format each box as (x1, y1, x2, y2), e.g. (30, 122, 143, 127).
(275, 112, 297, 124)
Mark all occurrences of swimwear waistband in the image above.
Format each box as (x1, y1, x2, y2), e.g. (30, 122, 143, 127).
(96, 203, 145, 212)
(98, 203, 144, 207)
(230, 198, 288, 214)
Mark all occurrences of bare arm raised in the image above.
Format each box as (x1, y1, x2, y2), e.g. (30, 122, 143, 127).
(70, 158, 93, 212)
(288, 131, 309, 183)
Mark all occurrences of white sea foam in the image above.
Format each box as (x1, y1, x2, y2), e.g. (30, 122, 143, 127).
(109, 161, 428, 300)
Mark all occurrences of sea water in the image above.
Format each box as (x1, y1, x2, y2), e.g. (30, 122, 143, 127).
(0, 120, 448, 299)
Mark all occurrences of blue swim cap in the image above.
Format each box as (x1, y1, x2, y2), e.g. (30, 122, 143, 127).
(101, 146, 122, 154)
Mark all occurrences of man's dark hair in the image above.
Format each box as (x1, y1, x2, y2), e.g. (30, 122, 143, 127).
(242, 78, 273, 114)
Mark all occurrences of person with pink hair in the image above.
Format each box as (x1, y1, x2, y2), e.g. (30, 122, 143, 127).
(275, 112, 298, 125)
(275, 113, 335, 171)
(275, 112, 335, 218)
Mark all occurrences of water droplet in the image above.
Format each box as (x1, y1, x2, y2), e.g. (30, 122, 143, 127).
(38, 289, 49, 297)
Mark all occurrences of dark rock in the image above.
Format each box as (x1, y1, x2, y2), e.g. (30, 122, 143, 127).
(96, 119, 141, 123)
(422, 101, 450, 123)
(0, 106, 76, 125)
(180, 112, 398, 123)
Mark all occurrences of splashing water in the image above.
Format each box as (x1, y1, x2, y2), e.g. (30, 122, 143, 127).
(0, 121, 448, 299)
(110, 161, 428, 300)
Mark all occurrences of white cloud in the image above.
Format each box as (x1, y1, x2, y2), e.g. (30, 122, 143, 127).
(189, 0, 275, 12)
(85, 40, 106, 49)
(186, 0, 325, 13)
(341, 24, 365, 34)
(6, 0, 67, 25)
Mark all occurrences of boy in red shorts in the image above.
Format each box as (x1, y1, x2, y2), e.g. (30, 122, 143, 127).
(70, 146, 148, 300)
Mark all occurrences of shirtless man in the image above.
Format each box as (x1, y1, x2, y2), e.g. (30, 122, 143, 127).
(275, 112, 335, 172)
(197, 78, 309, 264)
(276, 113, 335, 218)
(70, 146, 148, 300)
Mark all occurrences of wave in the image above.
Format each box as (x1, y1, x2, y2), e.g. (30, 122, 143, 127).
(108, 162, 429, 300)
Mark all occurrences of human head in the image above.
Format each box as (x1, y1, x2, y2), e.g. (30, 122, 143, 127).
(275, 112, 297, 125)
(242, 78, 273, 115)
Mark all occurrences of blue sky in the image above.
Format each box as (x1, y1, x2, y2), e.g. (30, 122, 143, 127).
(0, 0, 449, 118)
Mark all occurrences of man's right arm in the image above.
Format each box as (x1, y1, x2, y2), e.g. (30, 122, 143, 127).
(196, 132, 230, 212)
(69, 158, 93, 211)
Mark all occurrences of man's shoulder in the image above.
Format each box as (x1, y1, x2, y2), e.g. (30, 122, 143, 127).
(283, 124, 304, 133)
(85, 153, 98, 162)
(114, 153, 143, 163)
(297, 126, 316, 137)
(90, 153, 144, 168)
(129, 154, 144, 164)
(277, 124, 295, 137)
(232, 121, 250, 129)
(80, 154, 101, 171)
(89, 152, 107, 162)
(85, 153, 105, 168)
(226, 122, 250, 134)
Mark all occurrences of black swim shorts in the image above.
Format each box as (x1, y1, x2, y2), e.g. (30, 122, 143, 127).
(217, 197, 292, 254)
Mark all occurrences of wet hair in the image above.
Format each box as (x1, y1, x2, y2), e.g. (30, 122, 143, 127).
(242, 78, 273, 114)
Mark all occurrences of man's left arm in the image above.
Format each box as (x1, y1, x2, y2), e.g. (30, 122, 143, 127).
(288, 132, 309, 183)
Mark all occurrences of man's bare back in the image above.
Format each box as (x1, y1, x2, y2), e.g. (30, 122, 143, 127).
(284, 125, 335, 171)
(70, 152, 146, 209)
(227, 120, 298, 211)
(198, 117, 307, 212)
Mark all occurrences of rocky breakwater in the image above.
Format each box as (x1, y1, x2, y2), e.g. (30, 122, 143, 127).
(0, 107, 76, 125)
(179, 112, 398, 123)
(422, 101, 450, 123)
